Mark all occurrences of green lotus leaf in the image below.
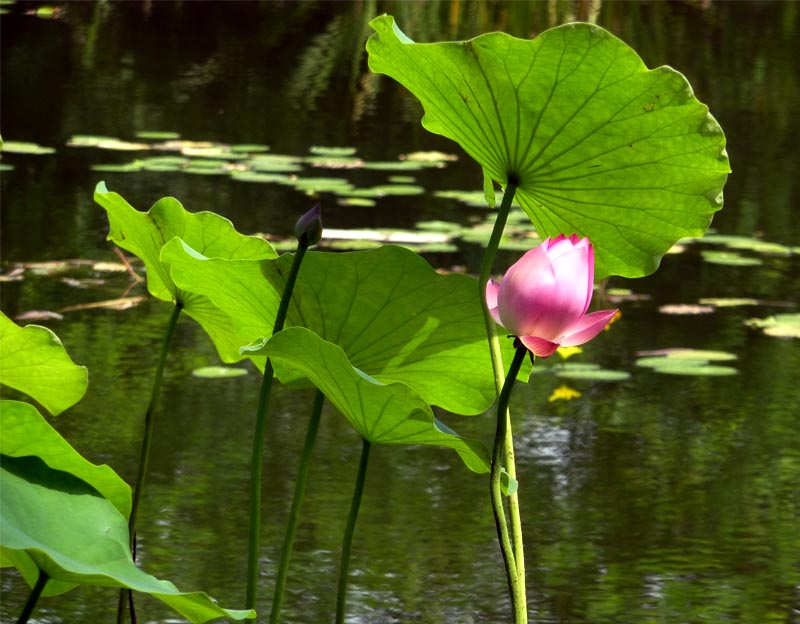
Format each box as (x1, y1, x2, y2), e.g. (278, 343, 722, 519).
(0, 312, 88, 416)
(367, 16, 730, 278)
(258, 327, 489, 473)
(162, 242, 520, 415)
(191, 366, 249, 378)
(0, 399, 131, 597)
(0, 453, 254, 621)
(94, 182, 277, 361)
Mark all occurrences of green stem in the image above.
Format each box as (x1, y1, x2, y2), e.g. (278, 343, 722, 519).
(490, 345, 528, 622)
(335, 437, 371, 624)
(128, 302, 183, 546)
(17, 570, 48, 624)
(117, 301, 183, 623)
(478, 181, 528, 623)
(269, 389, 325, 624)
(246, 243, 309, 611)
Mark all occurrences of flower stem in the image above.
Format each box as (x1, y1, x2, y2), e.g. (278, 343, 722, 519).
(335, 437, 371, 624)
(246, 243, 309, 611)
(478, 181, 528, 623)
(128, 302, 183, 547)
(269, 389, 325, 624)
(490, 344, 529, 623)
(17, 570, 48, 624)
(117, 301, 183, 623)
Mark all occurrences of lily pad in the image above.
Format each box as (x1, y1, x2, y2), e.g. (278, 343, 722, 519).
(135, 131, 181, 140)
(309, 146, 357, 156)
(0, 313, 88, 416)
(191, 366, 248, 378)
(635, 348, 738, 376)
(367, 16, 730, 279)
(700, 250, 762, 266)
(746, 313, 800, 339)
(555, 369, 631, 382)
(0, 140, 56, 155)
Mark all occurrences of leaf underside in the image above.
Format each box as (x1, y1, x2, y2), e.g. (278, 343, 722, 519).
(367, 16, 730, 278)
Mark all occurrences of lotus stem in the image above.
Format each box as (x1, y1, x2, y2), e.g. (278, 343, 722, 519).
(17, 570, 48, 624)
(490, 344, 529, 623)
(246, 242, 309, 611)
(477, 181, 528, 623)
(335, 437, 371, 624)
(269, 389, 325, 624)
(118, 300, 183, 623)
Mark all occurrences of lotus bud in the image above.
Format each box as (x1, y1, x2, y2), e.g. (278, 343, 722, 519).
(294, 203, 323, 247)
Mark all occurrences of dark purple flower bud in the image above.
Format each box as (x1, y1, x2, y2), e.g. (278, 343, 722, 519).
(294, 203, 323, 247)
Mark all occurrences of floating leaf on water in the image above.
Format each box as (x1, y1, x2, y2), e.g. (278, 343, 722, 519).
(248, 155, 303, 173)
(434, 190, 490, 208)
(230, 144, 270, 153)
(187, 158, 231, 169)
(745, 313, 800, 339)
(401, 150, 458, 162)
(414, 242, 459, 253)
(556, 368, 631, 382)
(653, 364, 738, 376)
(57, 296, 148, 313)
(180, 145, 241, 160)
(184, 166, 228, 175)
(636, 348, 737, 362)
(230, 171, 294, 185)
(323, 239, 383, 251)
(1, 141, 56, 155)
(305, 155, 364, 169)
(414, 220, 463, 233)
(698, 297, 760, 307)
(659, 304, 715, 315)
(291, 177, 354, 193)
(309, 145, 357, 157)
(701, 250, 763, 266)
(388, 175, 416, 184)
(361, 160, 434, 171)
(368, 184, 425, 196)
(91, 162, 145, 173)
(135, 131, 181, 140)
(635, 348, 738, 376)
(192, 366, 248, 378)
(0, 163, 14, 171)
(337, 197, 376, 207)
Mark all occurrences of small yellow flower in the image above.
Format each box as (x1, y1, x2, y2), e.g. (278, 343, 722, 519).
(556, 346, 583, 360)
(548, 384, 582, 402)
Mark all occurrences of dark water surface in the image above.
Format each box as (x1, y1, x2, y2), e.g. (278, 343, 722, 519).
(1, 2, 799, 623)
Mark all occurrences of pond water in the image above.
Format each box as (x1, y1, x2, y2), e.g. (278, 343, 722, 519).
(1, 1, 799, 623)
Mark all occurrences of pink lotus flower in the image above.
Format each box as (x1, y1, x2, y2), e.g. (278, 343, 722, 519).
(486, 234, 618, 358)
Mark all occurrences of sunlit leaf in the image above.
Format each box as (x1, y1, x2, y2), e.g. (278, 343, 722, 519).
(162, 243, 520, 415)
(0, 140, 56, 155)
(555, 368, 631, 381)
(367, 16, 730, 279)
(260, 327, 489, 473)
(135, 131, 181, 140)
(94, 183, 277, 361)
(0, 313, 87, 416)
(1, 453, 254, 621)
(746, 313, 800, 339)
(191, 366, 248, 378)
(701, 250, 762, 266)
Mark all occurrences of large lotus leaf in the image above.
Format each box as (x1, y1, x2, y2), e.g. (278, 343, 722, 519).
(0, 453, 254, 621)
(0, 312, 88, 416)
(94, 182, 277, 361)
(367, 16, 730, 279)
(162, 241, 516, 415)
(0, 400, 132, 596)
(258, 327, 490, 473)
